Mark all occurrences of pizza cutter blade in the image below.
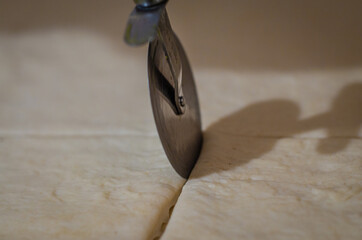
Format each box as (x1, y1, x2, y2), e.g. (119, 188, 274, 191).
(124, 1, 202, 178)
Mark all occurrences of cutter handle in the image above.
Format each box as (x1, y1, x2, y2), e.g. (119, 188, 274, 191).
(134, 0, 168, 8)
(124, 0, 168, 46)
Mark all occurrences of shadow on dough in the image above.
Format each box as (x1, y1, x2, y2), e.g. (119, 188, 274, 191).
(193, 82, 362, 178)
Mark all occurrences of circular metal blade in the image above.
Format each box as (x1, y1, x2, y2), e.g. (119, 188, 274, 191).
(148, 36, 202, 178)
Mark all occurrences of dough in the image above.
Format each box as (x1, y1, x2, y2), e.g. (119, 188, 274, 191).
(0, 2, 184, 239)
(162, 137, 362, 240)
(162, 69, 362, 240)
(163, 2, 362, 236)
(1, 1, 362, 239)
(0, 136, 184, 240)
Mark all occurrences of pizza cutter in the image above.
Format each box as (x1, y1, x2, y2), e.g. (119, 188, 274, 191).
(124, 0, 203, 178)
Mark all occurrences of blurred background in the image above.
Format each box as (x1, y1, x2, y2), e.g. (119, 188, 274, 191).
(1, 0, 361, 71)
(0, 0, 361, 133)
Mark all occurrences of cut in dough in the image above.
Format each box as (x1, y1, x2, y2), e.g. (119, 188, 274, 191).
(1, 1, 362, 240)
(163, 136, 362, 240)
(162, 71, 362, 239)
(163, 5, 362, 233)
(0, 2, 185, 239)
(162, 56, 362, 239)
(0, 136, 184, 240)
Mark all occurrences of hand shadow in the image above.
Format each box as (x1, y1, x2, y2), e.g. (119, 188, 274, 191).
(192, 82, 362, 178)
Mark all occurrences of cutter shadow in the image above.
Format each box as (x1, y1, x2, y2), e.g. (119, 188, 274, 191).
(191, 82, 362, 178)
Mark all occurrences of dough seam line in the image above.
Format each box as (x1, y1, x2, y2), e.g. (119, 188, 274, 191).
(206, 133, 362, 140)
(148, 134, 362, 239)
(2, 133, 360, 239)
(0, 133, 360, 139)
(151, 185, 185, 240)
(0, 132, 159, 138)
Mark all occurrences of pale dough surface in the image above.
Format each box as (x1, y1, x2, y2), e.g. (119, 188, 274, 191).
(0, 136, 184, 240)
(0, 1, 185, 239)
(1, 1, 362, 240)
(163, 1, 362, 238)
(163, 137, 362, 240)
(163, 69, 362, 240)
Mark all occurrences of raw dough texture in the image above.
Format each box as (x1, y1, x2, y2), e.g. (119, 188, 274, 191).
(0, 136, 183, 240)
(163, 2, 362, 237)
(1, 1, 362, 240)
(162, 137, 362, 240)
(0, 1, 184, 239)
